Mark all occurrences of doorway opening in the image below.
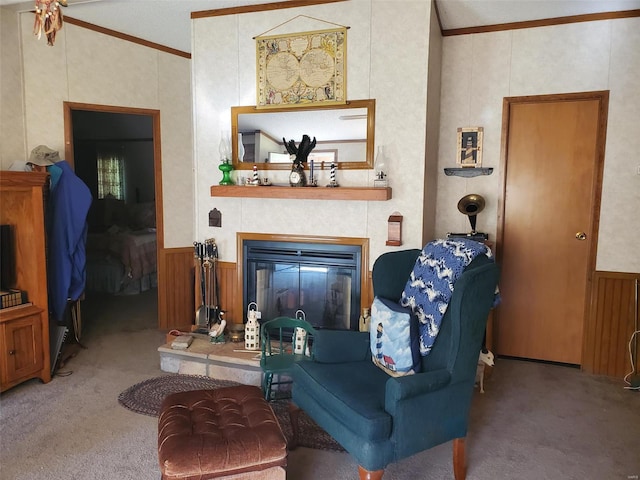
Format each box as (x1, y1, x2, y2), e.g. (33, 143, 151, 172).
(63, 102, 163, 344)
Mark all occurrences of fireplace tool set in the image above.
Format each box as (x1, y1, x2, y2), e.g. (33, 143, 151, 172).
(193, 238, 225, 342)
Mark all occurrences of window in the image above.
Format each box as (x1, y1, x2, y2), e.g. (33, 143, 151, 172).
(97, 148, 125, 200)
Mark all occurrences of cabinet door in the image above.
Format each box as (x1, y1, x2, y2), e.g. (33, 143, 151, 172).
(2, 314, 44, 385)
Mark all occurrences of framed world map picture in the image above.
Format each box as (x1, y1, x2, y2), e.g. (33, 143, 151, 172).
(256, 27, 347, 109)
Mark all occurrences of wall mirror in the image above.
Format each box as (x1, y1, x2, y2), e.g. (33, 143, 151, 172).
(231, 99, 375, 170)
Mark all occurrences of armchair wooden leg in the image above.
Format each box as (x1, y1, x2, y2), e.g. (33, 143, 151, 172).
(287, 401, 301, 450)
(453, 437, 467, 480)
(358, 466, 384, 480)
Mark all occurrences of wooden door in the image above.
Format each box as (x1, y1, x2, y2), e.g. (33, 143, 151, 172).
(495, 92, 607, 365)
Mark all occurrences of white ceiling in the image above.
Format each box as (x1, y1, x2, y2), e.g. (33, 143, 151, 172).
(2, 0, 639, 54)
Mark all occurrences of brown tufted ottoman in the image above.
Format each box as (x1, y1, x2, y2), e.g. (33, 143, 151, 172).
(158, 385, 287, 480)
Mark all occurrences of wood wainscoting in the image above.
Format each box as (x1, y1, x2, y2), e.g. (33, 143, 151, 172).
(218, 262, 239, 324)
(160, 248, 238, 332)
(583, 271, 639, 378)
(158, 247, 195, 331)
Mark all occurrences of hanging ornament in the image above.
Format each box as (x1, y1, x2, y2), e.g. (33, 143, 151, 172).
(33, 0, 68, 46)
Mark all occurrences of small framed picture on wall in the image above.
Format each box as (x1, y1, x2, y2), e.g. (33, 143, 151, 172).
(456, 127, 483, 167)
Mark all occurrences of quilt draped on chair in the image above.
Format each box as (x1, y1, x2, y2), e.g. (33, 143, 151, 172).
(400, 238, 494, 356)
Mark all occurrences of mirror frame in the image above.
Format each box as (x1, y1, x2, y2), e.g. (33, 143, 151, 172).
(231, 99, 375, 170)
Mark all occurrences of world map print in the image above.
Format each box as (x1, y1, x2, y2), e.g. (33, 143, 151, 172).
(256, 28, 346, 108)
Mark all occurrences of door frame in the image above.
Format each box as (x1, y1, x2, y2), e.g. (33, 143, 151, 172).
(496, 90, 609, 364)
(63, 102, 164, 327)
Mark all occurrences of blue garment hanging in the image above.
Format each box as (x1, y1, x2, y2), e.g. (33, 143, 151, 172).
(46, 161, 92, 323)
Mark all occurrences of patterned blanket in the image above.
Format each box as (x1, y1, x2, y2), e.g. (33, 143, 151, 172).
(400, 238, 495, 356)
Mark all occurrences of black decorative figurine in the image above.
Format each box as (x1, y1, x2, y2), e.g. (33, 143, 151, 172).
(284, 134, 316, 187)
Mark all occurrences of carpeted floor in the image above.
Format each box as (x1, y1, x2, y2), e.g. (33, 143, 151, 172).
(2, 289, 639, 480)
(118, 374, 344, 452)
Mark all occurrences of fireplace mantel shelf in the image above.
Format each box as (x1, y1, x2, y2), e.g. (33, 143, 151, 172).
(210, 185, 392, 201)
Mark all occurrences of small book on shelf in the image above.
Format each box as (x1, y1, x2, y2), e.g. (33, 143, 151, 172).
(0, 289, 27, 309)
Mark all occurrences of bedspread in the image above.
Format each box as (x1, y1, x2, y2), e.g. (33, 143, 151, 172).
(87, 228, 157, 281)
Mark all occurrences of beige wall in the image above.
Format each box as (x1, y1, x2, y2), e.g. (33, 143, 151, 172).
(436, 17, 640, 273)
(0, 8, 27, 167)
(1, 12, 194, 248)
(192, 0, 434, 264)
(6, 3, 635, 273)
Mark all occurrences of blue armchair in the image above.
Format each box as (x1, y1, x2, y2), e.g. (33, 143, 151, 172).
(291, 248, 500, 480)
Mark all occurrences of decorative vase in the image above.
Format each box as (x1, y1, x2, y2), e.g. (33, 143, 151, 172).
(219, 161, 234, 185)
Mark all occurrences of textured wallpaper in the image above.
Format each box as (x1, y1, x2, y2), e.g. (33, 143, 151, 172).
(192, 1, 433, 264)
(10, 3, 634, 272)
(437, 17, 640, 273)
(0, 8, 27, 169)
(15, 14, 194, 249)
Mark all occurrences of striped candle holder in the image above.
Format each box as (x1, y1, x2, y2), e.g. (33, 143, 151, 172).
(327, 163, 339, 187)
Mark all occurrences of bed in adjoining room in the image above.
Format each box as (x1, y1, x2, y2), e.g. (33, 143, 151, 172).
(85, 199, 157, 295)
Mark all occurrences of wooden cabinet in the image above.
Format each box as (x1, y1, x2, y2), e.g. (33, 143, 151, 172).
(0, 305, 45, 389)
(0, 171, 51, 392)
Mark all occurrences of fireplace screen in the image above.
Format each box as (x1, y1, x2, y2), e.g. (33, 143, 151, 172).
(243, 241, 361, 330)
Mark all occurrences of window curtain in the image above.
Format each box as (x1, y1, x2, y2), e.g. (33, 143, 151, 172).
(97, 147, 125, 200)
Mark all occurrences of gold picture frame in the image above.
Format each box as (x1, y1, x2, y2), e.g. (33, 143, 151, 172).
(456, 127, 483, 167)
(256, 27, 347, 109)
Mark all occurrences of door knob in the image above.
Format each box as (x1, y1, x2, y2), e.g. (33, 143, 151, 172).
(575, 232, 587, 241)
